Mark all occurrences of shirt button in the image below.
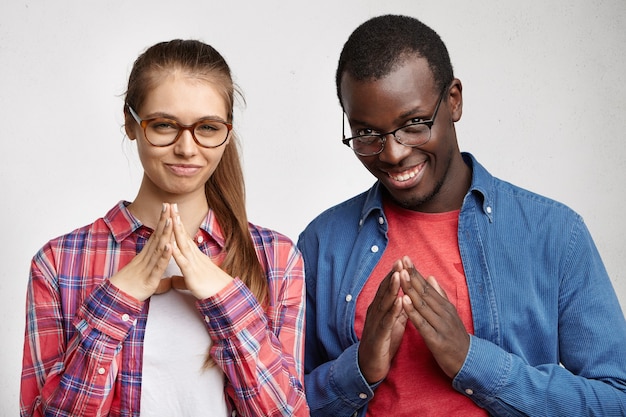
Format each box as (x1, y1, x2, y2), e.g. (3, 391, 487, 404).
(486, 206, 492, 214)
(345, 294, 353, 302)
(359, 392, 368, 399)
(121, 314, 130, 322)
(359, 219, 364, 227)
(197, 235, 204, 244)
(465, 388, 474, 395)
(98, 367, 106, 375)
(204, 315, 210, 323)
(371, 245, 379, 253)
(378, 216, 384, 225)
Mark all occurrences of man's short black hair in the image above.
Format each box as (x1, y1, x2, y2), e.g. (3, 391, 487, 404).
(336, 14, 454, 106)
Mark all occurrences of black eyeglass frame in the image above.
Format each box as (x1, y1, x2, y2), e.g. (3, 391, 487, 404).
(127, 105, 233, 148)
(342, 86, 448, 156)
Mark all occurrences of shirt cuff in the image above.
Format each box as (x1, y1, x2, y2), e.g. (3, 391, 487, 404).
(332, 342, 376, 408)
(452, 335, 510, 404)
(75, 280, 144, 341)
(197, 278, 267, 340)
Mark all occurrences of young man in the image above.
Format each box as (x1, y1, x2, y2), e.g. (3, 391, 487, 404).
(298, 14, 626, 416)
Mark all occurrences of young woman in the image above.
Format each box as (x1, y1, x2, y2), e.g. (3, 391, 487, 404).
(20, 39, 308, 417)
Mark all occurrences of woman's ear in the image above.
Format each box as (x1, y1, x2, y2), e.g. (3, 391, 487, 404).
(447, 78, 463, 122)
(124, 113, 137, 140)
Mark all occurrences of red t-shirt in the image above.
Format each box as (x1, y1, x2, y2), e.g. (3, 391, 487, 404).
(354, 200, 487, 416)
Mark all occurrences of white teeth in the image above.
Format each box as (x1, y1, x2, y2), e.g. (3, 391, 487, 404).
(389, 168, 418, 182)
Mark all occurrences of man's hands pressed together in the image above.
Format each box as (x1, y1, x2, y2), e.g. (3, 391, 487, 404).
(399, 256, 470, 379)
(358, 260, 408, 384)
(358, 256, 470, 384)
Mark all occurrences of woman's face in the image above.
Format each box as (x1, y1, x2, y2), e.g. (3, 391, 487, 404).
(126, 72, 230, 201)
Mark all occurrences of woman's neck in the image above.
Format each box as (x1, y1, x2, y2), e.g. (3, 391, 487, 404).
(128, 185, 209, 237)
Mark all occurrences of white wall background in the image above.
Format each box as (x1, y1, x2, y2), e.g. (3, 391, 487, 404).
(1, 0, 625, 414)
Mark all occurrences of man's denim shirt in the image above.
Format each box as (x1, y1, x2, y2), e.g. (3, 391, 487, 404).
(298, 153, 626, 417)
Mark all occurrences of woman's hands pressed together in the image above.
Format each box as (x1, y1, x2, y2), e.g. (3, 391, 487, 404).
(110, 203, 233, 302)
(168, 203, 233, 300)
(109, 202, 174, 301)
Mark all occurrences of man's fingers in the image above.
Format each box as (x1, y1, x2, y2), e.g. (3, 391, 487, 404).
(380, 295, 404, 329)
(426, 275, 448, 300)
(371, 271, 402, 315)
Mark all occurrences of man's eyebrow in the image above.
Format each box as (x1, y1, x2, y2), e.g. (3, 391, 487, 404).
(348, 105, 426, 130)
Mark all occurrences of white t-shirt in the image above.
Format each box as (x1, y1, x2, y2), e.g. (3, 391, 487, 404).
(140, 259, 228, 416)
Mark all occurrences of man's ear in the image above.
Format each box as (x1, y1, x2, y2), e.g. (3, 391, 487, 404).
(448, 78, 463, 122)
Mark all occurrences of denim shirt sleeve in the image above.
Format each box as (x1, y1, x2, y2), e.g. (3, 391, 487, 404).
(299, 188, 384, 417)
(454, 154, 626, 416)
(303, 342, 375, 417)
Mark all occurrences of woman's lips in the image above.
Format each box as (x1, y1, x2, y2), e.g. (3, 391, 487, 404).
(167, 164, 203, 176)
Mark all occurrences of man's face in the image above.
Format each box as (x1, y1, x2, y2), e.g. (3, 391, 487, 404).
(340, 56, 466, 212)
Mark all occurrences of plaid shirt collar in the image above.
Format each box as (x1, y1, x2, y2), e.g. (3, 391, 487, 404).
(103, 201, 226, 249)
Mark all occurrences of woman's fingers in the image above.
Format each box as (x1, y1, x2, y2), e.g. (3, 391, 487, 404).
(169, 209, 233, 299)
(109, 203, 173, 301)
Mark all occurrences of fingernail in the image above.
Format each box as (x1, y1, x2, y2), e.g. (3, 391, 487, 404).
(172, 203, 179, 213)
(162, 203, 167, 213)
(165, 218, 171, 227)
(176, 216, 181, 225)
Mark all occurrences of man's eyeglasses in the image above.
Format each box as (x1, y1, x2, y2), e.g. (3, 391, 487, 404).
(127, 105, 232, 148)
(342, 87, 447, 156)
